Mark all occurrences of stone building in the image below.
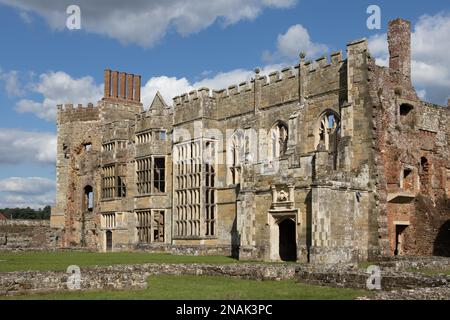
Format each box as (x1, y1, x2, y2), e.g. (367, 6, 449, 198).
(50, 18, 450, 264)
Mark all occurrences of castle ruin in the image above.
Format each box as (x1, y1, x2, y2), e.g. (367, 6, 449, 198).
(50, 18, 450, 264)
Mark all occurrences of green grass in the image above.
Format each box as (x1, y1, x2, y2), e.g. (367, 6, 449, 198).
(408, 268, 450, 276)
(357, 261, 378, 270)
(0, 251, 242, 272)
(1, 275, 370, 300)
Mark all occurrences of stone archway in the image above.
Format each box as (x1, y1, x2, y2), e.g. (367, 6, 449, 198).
(279, 219, 297, 261)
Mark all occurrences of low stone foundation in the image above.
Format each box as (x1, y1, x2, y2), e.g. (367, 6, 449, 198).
(0, 263, 296, 296)
(131, 244, 235, 257)
(376, 256, 450, 271)
(296, 264, 449, 291)
(1, 257, 449, 298)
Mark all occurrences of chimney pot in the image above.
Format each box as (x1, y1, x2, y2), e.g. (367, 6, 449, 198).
(111, 71, 119, 98)
(119, 72, 127, 99)
(104, 69, 111, 98)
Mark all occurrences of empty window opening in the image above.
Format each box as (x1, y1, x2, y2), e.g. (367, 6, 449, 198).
(83, 185, 94, 211)
(153, 157, 166, 193)
(136, 210, 165, 243)
(137, 157, 165, 194)
(269, 122, 288, 159)
(394, 224, 408, 256)
(229, 132, 243, 185)
(402, 168, 414, 191)
(400, 103, 414, 116)
(316, 111, 340, 152)
(84, 143, 92, 152)
(102, 164, 127, 199)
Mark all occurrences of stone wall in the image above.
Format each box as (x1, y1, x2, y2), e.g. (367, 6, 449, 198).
(0, 263, 295, 296)
(1, 258, 449, 297)
(0, 220, 60, 249)
(296, 265, 449, 291)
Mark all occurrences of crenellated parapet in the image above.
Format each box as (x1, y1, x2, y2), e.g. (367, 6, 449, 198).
(57, 103, 100, 125)
(172, 52, 348, 121)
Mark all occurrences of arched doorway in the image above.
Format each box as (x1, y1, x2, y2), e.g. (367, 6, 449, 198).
(106, 230, 113, 252)
(279, 219, 297, 261)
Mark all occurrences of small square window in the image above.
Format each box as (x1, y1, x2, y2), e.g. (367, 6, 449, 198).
(84, 143, 92, 151)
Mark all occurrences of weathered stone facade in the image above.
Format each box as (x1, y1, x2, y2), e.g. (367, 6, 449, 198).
(51, 18, 449, 264)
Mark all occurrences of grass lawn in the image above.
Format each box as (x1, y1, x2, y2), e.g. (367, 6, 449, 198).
(0, 251, 243, 272)
(409, 268, 450, 276)
(1, 275, 370, 300)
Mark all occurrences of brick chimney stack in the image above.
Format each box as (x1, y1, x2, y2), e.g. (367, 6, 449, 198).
(102, 69, 141, 104)
(388, 18, 411, 80)
(104, 69, 111, 98)
(134, 75, 141, 102)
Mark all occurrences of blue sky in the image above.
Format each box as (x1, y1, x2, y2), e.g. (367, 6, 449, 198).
(0, 0, 449, 208)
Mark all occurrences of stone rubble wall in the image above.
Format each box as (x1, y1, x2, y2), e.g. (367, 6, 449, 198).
(296, 264, 449, 291)
(0, 220, 60, 249)
(1, 258, 449, 297)
(0, 263, 296, 296)
(358, 285, 450, 300)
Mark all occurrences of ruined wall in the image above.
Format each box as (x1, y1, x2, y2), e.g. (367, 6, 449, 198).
(51, 18, 448, 264)
(52, 104, 102, 249)
(0, 220, 60, 249)
(369, 18, 450, 258)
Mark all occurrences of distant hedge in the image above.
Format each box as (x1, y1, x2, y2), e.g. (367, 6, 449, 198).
(0, 206, 51, 220)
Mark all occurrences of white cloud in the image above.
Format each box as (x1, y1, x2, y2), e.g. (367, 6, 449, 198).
(0, 0, 297, 48)
(0, 70, 25, 96)
(0, 177, 55, 195)
(367, 33, 388, 67)
(368, 13, 450, 104)
(263, 24, 328, 62)
(0, 129, 56, 165)
(15, 71, 103, 121)
(141, 76, 193, 108)
(0, 190, 55, 209)
(141, 64, 285, 107)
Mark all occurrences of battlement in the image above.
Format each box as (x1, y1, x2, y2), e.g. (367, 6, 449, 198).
(57, 103, 100, 124)
(173, 88, 211, 106)
(103, 69, 142, 105)
(172, 52, 346, 110)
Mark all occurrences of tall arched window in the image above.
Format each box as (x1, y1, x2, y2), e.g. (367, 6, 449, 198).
(315, 111, 340, 152)
(269, 122, 288, 159)
(229, 131, 244, 185)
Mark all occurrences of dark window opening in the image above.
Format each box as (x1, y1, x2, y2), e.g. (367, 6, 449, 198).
(403, 168, 414, 191)
(83, 185, 94, 211)
(394, 225, 408, 256)
(400, 104, 414, 116)
(117, 177, 126, 197)
(153, 157, 166, 193)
